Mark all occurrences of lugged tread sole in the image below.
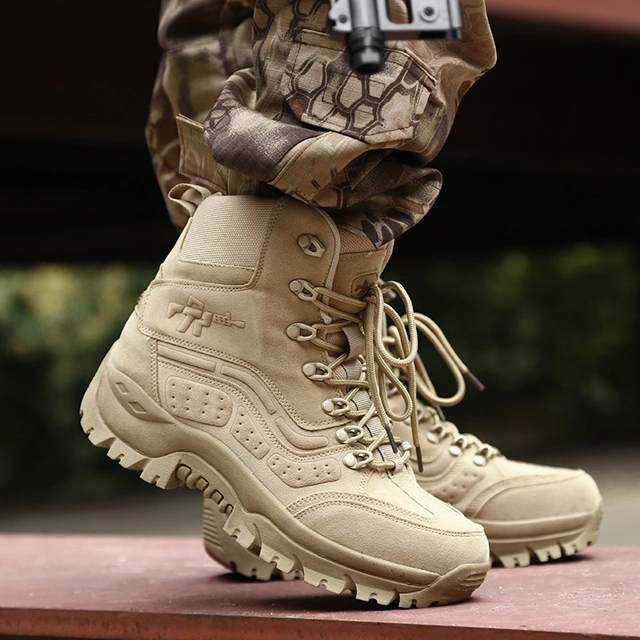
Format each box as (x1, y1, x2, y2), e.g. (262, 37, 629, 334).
(204, 496, 604, 577)
(80, 372, 488, 608)
(203, 499, 302, 582)
(488, 503, 604, 568)
(202, 496, 487, 605)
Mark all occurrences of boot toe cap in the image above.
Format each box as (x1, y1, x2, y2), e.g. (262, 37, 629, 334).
(290, 491, 490, 578)
(470, 463, 602, 542)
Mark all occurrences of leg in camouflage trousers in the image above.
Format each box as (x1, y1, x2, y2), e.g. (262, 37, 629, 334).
(147, 0, 497, 244)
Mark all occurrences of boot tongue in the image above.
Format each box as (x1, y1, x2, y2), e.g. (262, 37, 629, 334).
(325, 227, 391, 357)
(330, 228, 389, 310)
(330, 230, 405, 472)
(324, 227, 386, 360)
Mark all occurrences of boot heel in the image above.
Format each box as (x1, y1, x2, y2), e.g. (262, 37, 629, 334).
(80, 351, 184, 490)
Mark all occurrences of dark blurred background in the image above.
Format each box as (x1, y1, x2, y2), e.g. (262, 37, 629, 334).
(0, 1, 638, 506)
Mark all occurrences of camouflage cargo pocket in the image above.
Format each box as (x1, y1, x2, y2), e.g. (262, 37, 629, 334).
(281, 28, 437, 146)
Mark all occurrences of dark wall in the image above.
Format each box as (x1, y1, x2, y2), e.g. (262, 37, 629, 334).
(1, 5, 639, 262)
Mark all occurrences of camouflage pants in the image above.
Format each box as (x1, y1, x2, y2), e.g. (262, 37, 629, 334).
(147, 0, 496, 247)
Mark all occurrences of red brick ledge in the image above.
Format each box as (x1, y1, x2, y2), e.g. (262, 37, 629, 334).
(0, 535, 638, 640)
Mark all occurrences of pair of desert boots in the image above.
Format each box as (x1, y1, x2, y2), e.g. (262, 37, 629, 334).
(81, 190, 602, 607)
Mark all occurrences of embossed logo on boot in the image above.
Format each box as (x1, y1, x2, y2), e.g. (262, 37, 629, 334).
(167, 296, 245, 336)
(352, 274, 377, 299)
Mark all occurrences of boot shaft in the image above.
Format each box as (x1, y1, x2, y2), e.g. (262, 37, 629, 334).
(137, 194, 390, 427)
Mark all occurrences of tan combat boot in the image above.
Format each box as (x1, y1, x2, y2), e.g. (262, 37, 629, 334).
(80, 189, 490, 606)
(201, 312, 603, 576)
(389, 312, 604, 568)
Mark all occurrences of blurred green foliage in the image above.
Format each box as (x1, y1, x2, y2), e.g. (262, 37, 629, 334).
(0, 243, 637, 503)
(386, 243, 638, 454)
(0, 264, 155, 503)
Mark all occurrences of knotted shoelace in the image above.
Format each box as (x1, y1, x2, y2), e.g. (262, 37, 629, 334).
(386, 313, 499, 468)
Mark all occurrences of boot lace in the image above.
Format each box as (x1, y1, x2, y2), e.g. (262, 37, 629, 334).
(387, 312, 500, 469)
(289, 279, 422, 472)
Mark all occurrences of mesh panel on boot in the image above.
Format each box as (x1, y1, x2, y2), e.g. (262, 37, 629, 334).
(338, 226, 376, 254)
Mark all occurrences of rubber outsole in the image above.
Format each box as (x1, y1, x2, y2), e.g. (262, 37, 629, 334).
(203, 497, 302, 581)
(487, 503, 604, 568)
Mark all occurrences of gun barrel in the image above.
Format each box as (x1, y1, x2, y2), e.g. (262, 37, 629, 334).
(348, 0, 384, 74)
(329, 0, 464, 74)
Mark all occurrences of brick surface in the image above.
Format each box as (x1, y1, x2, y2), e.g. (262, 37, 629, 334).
(0, 534, 638, 639)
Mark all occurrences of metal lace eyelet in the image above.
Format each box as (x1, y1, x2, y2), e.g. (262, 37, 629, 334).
(448, 435, 468, 457)
(289, 279, 318, 301)
(473, 444, 493, 467)
(298, 234, 326, 257)
(342, 450, 374, 469)
(427, 424, 447, 444)
(322, 398, 350, 416)
(302, 362, 332, 381)
(286, 323, 317, 341)
(472, 453, 489, 466)
(335, 425, 364, 444)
